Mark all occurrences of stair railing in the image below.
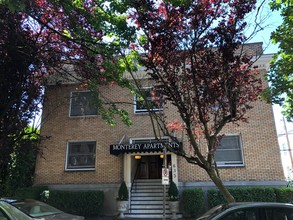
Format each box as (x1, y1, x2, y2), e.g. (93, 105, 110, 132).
(131, 161, 141, 192)
(129, 161, 141, 213)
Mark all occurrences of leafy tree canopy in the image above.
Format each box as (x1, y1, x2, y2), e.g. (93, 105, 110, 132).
(265, 0, 293, 120)
(127, 0, 263, 202)
(0, 0, 135, 187)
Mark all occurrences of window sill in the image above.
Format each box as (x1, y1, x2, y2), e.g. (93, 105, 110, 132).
(65, 168, 96, 172)
(216, 164, 245, 168)
(69, 115, 98, 118)
(134, 110, 164, 115)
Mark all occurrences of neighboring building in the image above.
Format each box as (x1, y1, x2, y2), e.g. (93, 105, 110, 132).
(274, 107, 293, 180)
(34, 43, 286, 217)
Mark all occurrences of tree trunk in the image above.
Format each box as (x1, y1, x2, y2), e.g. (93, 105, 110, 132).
(207, 168, 235, 203)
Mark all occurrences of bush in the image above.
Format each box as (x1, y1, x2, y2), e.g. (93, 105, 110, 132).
(182, 188, 204, 217)
(208, 187, 276, 208)
(47, 190, 104, 217)
(15, 185, 48, 200)
(168, 181, 179, 201)
(275, 188, 293, 203)
(207, 189, 226, 207)
(118, 181, 128, 201)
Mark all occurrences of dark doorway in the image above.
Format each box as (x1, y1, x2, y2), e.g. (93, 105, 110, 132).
(137, 155, 171, 179)
(137, 155, 162, 179)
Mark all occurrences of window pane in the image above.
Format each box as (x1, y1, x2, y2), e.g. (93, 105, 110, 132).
(215, 135, 243, 166)
(215, 149, 242, 162)
(265, 208, 293, 220)
(70, 91, 97, 116)
(220, 208, 258, 220)
(135, 87, 163, 113)
(0, 208, 8, 220)
(219, 136, 240, 149)
(66, 141, 96, 170)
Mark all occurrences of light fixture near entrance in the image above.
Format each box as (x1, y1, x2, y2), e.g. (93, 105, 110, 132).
(160, 154, 164, 158)
(134, 155, 141, 159)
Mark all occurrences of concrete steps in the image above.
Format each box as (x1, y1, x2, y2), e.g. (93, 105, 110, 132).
(125, 179, 182, 219)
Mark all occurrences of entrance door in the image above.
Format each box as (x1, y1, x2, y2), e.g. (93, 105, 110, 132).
(137, 155, 163, 179)
(149, 156, 162, 179)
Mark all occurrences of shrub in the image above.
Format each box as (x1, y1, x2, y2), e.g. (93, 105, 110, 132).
(118, 181, 128, 201)
(275, 188, 293, 203)
(232, 187, 275, 202)
(168, 181, 179, 201)
(15, 185, 48, 200)
(208, 187, 276, 208)
(47, 190, 104, 217)
(207, 189, 226, 207)
(182, 188, 204, 217)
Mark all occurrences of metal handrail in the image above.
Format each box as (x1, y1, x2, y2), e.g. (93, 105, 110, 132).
(129, 161, 141, 213)
(131, 161, 141, 192)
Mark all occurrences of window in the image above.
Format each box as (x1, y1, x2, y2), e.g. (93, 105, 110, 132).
(0, 208, 8, 220)
(134, 87, 163, 113)
(70, 91, 97, 116)
(66, 141, 96, 171)
(265, 208, 293, 220)
(220, 208, 258, 220)
(215, 135, 244, 167)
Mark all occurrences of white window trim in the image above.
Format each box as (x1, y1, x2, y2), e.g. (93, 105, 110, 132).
(65, 140, 96, 171)
(134, 87, 163, 114)
(215, 134, 245, 168)
(69, 90, 97, 117)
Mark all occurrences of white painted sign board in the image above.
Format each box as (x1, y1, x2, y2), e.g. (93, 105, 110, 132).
(162, 168, 169, 185)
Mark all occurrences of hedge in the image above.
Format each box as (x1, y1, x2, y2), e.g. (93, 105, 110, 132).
(182, 188, 204, 217)
(46, 190, 104, 217)
(274, 188, 293, 203)
(208, 187, 276, 208)
(15, 185, 48, 200)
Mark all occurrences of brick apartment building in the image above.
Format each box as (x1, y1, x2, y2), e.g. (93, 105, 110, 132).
(34, 43, 286, 216)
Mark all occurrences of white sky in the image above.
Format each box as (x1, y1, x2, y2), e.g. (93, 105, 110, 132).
(248, 1, 293, 178)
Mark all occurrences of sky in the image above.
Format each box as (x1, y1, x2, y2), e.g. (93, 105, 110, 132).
(247, 0, 282, 54)
(248, 1, 293, 178)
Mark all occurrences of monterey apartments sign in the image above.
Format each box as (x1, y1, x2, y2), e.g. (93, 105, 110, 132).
(110, 142, 181, 156)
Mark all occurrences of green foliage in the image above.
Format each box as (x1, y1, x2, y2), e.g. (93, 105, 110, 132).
(182, 188, 204, 217)
(0, 5, 44, 191)
(1, 126, 40, 196)
(208, 189, 226, 207)
(0, 0, 25, 11)
(287, 179, 293, 188)
(267, 0, 293, 120)
(208, 187, 276, 208)
(15, 185, 48, 200)
(168, 181, 179, 201)
(181, 187, 293, 217)
(47, 190, 104, 217)
(274, 187, 293, 203)
(118, 181, 129, 201)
